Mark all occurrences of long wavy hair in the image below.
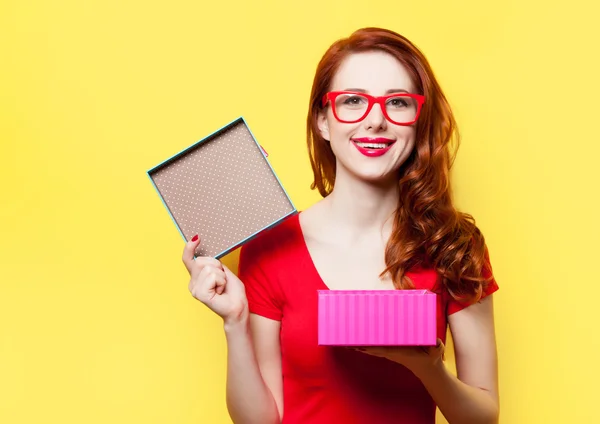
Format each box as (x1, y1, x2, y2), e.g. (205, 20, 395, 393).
(306, 27, 494, 305)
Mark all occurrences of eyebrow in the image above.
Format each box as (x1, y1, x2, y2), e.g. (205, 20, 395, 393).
(343, 88, 410, 94)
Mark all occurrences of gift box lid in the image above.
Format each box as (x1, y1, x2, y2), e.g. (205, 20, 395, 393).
(147, 117, 297, 258)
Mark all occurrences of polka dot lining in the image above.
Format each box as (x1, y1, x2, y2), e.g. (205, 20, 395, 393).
(150, 121, 295, 257)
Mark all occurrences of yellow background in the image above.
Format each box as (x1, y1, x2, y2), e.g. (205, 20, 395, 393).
(2, 0, 599, 423)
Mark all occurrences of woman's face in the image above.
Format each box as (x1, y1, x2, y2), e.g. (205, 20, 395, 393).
(318, 51, 418, 185)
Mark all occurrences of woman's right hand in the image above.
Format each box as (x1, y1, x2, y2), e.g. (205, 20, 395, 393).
(182, 235, 249, 325)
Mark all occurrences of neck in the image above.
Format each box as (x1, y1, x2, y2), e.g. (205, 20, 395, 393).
(324, 167, 399, 236)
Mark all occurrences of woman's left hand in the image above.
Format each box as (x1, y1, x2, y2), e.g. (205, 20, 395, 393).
(351, 338, 446, 377)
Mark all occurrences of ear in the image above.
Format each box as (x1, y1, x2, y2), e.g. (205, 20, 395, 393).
(317, 110, 330, 141)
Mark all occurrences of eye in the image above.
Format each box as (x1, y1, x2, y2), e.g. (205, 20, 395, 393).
(387, 97, 409, 108)
(342, 95, 367, 106)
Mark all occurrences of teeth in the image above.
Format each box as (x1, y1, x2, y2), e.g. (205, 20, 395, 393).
(355, 142, 388, 149)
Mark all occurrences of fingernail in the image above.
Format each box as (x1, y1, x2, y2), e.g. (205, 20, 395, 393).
(191, 234, 198, 242)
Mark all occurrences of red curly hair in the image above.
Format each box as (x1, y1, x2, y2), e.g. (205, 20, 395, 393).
(306, 27, 494, 305)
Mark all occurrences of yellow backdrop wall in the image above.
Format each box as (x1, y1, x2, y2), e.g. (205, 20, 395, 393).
(2, 0, 599, 423)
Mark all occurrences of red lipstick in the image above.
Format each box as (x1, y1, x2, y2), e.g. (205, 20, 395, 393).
(351, 137, 396, 157)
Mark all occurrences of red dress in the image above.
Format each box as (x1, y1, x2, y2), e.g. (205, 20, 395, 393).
(237, 212, 498, 424)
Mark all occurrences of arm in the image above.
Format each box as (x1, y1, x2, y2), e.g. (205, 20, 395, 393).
(414, 295, 500, 424)
(225, 313, 283, 424)
(181, 237, 283, 424)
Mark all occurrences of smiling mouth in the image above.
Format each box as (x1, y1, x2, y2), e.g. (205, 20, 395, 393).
(354, 142, 391, 149)
(351, 138, 396, 149)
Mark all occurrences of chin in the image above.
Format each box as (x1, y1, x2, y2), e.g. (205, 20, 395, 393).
(351, 168, 399, 186)
(334, 152, 403, 186)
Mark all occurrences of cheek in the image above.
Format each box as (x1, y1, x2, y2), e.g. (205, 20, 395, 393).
(395, 127, 417, 147)
(393, 129, 418, 161)
(331, 120, 363, 137)
(398, 125, 417, 140)
(328, 121, 361, 146)
(406, 133, 417, 151)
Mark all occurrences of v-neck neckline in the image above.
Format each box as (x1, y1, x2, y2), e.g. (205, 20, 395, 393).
(292, 211, 332, 292)
(291, 210, 408, 293)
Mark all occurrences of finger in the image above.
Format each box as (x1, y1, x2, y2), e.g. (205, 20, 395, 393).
(436, 338, 446, 361)
(352, 346, 384, 356)
(189, 266, 212, 300)
(188, 264, 221, 295)
(199, 267, 228, 298)
(192, 256, 224, 274)
(182, 234, 201, 274)
(435, 339, 444, 352)
(418, 340, 441, 355)
(191, 271, 216, 301)
(190, 265, 222, 300)
(222, 264, 245, 294)
(350, 347, 372, 355)
(361, 346, 424, 356)
(222, 264, 236, 278)
(213, 269, 227, 295)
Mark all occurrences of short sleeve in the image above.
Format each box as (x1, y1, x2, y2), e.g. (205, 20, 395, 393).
(447, 246, 499, 315)
(237, 241, 284, 321)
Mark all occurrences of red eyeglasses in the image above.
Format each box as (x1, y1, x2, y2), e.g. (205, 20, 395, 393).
(322, 91, 426, 126)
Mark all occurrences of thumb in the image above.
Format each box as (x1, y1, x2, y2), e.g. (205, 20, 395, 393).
(436, 338, 446, 361)
(222, 264, 245, 292)
(222, 264, 237, 280)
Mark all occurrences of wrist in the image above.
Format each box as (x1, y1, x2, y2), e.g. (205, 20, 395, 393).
(223, 314, 249, 335)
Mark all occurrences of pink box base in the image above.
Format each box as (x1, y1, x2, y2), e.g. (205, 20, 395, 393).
(317, 290, 437, 346)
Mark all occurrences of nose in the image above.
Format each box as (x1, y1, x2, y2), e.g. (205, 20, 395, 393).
(363, 102, 387, 130)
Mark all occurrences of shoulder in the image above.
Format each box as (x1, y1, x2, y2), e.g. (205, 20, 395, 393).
(238, 212, 302, 271)
(237, 214, 302, 320)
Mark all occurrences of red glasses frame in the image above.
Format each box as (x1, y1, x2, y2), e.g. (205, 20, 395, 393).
(321, 91, 426, 126)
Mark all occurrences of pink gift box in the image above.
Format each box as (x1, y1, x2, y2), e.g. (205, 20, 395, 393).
(317, 290, 437, 346)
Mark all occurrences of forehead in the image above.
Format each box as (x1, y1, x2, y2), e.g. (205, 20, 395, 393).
(330, 51, 415, 94)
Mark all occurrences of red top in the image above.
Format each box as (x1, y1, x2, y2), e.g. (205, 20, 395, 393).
(238, 212, 499, 424)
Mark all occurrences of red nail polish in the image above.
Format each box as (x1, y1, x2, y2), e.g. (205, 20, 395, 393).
(191, 234, 198, 242)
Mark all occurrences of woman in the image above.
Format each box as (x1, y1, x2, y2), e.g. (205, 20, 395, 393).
(182, 27, 500, 424)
